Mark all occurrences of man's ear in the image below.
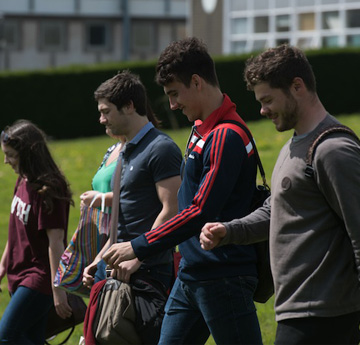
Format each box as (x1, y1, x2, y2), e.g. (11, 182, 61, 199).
(191, 74, 202, 90)
(123, 100, 135, 113)
(292, 77, 305, 93)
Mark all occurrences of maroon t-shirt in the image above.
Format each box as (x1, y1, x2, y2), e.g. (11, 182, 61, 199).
(6, 177, 69, 295)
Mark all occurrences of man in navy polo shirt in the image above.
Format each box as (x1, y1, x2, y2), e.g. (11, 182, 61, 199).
(82, 70, 182, 344)
(103, 38, 263, 344)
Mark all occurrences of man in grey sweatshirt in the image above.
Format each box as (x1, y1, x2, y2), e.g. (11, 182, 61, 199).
(200, 44, 360, 344)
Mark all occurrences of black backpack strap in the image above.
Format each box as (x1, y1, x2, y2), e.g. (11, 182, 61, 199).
(219, 120, 270, 190)
(305, 124, 360, 178)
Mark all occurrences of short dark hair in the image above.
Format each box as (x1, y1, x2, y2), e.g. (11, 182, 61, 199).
(155, 37, 219, 88)
(244, 44, 317, 93)
(94, 70, 147, 116)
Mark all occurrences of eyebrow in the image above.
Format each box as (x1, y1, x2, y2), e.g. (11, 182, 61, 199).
(257, 95, 271, 103)
(165, 89, 177, 96)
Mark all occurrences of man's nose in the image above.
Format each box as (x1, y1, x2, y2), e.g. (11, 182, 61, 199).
(260, 106, 269, 117)
(169, 98, 178, 111)
(99, 113, 106, 124)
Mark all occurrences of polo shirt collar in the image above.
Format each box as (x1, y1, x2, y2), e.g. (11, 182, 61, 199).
(129, 121, 154, 146)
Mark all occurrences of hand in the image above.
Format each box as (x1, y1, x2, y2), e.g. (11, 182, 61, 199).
(103, 242, 136, 269)
(200, 222, 227, 250)
(82, 258, 100, 288)
(80, 191, 100, 208)
(110, 259, 142, 283)
(53, 288, 72, 319)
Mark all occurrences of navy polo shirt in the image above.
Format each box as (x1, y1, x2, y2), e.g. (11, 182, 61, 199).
(116, 122, 182, 267)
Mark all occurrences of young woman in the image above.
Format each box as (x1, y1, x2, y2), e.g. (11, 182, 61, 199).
(0, 120, 74, 344)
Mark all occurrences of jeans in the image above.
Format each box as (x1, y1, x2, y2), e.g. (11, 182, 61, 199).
(158, 276, 263, 345)
(275, 311, 360, 345)
(94, 258, 107, 283)
(0, 286, 53, 345)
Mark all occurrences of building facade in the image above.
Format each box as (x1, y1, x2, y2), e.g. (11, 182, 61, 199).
(191, 0, 360, 56)
(0, 0, 187, 71)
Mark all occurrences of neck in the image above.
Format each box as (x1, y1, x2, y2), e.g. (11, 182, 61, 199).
(294, 94, 327, 135)
(125, 115, 149, 142)
(200, 87, 224, 122)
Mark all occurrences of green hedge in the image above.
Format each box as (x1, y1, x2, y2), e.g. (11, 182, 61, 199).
(1, 47, 359, 139)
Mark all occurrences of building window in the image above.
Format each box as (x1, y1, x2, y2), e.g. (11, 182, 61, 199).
(176, 23, 186, 41)
(347, 10, 360, 28)
(2, 21, 20, 50)
(39, 21, 66, 51)
(231, 18, 248, 34)
(252, 39, 267, 51)
(276, 15, 291, 32)
(299, 13, 315, 30)
(347, 34, 360, 46)
(321, 0, 339, 4)
(297, 37, 314, 49)
(322, 36, 339, 47)
(254, 16, 269, 33)
(85, 22, 112, 51)
(132, 22, 155, 55)
(322, 11, 340, 29)
(231, 40, 246, 54)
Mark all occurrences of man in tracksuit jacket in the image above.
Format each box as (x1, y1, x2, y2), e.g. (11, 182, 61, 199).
(103, 37, 263, 345)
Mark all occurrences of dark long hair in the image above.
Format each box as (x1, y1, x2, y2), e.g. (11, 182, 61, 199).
(2, 120, 73, 213)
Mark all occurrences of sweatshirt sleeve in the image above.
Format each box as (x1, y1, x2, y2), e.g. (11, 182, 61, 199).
(131, 127, 250, 260)
(220, 196, 271, 246)
(314, 134, 360, 280)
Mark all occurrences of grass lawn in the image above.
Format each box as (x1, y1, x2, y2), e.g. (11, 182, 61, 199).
(0, 114, 359, 344)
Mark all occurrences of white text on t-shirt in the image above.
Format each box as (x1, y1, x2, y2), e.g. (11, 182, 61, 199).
(11, 196, 31, 225)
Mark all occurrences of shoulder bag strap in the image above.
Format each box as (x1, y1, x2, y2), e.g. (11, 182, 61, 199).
(109, 154, 123, 245)
(220, 120, 269, 189)
(305, 124, 360, 178)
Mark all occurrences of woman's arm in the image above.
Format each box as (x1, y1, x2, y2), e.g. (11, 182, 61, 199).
(47, 228, 72, 319)
(80, 191, 113, 208)
(0, 241, 8, 292)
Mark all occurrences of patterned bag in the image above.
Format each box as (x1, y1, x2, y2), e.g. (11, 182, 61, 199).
(54, 193, 111, 297)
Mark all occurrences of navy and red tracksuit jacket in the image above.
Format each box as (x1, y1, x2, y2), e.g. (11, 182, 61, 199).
(132, 94, 258, 281)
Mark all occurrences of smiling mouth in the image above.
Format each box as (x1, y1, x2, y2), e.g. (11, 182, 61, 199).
(267, 114, 277, 121)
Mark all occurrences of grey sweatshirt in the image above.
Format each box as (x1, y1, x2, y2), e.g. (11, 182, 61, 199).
(220, 114, 360, 321)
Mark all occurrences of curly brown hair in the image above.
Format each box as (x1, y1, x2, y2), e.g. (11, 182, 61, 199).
(155, 37, 219, 88)
(244, 44, 317, 93)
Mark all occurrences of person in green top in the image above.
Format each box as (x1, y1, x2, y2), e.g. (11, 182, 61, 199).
(80, 134, 125, 212)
